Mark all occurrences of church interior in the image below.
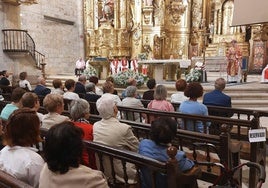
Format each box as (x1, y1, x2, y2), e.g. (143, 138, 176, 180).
(0, 0, 267, 83)
(0, 1, 268, 187)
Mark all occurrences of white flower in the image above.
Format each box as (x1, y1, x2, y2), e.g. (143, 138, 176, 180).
(185, 68, 201, 82)
(113, 70, 147, 87)
(83, 64, 97, 79)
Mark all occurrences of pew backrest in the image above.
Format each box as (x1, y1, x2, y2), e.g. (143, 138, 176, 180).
(39, 127, 183, 188)
(37, 103, 265, 187)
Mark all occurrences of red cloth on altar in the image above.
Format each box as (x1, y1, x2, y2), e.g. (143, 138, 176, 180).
(121, 59, 128, 72)
(264, 68, 268, 79)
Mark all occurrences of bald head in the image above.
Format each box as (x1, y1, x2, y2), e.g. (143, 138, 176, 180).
(37, 76, 46, 85)
(214, 78, 226, 91)
(78, 75, 87, 82)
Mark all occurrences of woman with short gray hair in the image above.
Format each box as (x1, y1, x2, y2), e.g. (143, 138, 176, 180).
(70, 98, 96, 168)
(122, 86, 145, 122)
(125, 86, 137, 97)
(147, 85, 175, 122)
(70, 99, 90, 121)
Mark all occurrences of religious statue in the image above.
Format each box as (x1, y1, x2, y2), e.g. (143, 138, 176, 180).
(101, 0, 114, 21)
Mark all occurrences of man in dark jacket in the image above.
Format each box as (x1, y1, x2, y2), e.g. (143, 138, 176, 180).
(203, 77, 233, 134)
(33, 76, 51, 96)
(0, 70, 10, 86)
(74, 75, 87, 95)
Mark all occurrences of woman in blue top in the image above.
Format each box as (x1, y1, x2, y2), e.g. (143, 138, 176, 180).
(139, 117, 197, 188)
(178, 82, 209, 133)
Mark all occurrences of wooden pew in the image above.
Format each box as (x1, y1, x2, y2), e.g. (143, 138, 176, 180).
(0, 170, 33, 188)
(141, 99, 268, 122)
(88, 116, 237, 185)
(36, 107, 261, 186)
(39, 128, 197, 188)
(38, 112, 233, 186)
(116, 106, 266, 188)
(3, 100, 259, 187)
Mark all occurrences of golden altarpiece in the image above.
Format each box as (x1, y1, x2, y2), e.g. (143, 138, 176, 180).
(83, 0, 268, 78)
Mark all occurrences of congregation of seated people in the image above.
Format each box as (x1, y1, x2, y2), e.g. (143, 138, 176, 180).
(0, 70, 239, 187)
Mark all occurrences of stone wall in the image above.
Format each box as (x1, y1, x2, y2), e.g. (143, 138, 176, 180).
(0, 0, 84, 83)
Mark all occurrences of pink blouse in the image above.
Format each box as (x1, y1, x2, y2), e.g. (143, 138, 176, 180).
(147, 100, 175, 112)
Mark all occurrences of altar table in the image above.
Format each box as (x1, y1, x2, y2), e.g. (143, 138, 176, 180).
(139, 59, 191, 81)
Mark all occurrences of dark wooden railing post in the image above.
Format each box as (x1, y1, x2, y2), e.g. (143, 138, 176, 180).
(249, 111, 266, 188)
(218, 124, 231, 185)
(41, 60, 46, 79)
(166, 146, 178, 188)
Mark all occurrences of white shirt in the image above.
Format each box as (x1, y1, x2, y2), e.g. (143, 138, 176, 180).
(19, 80, 32, 91)
(51, 88, 64, 95)
(95, 86, 103, 95)
(0, 146, 44, 188)
(63, 91, 80, 100)
(41, 112, 70, 129)
(122, 97, 144, 121)
(101, 93, 122, 106)
(76, 59, 85, 69)
(170, 91, 188, 103)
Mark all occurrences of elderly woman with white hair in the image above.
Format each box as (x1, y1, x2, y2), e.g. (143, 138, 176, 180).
(93, 95, 139, 184)
(121, 86, 145, 122)
(70, 98, 96, 169)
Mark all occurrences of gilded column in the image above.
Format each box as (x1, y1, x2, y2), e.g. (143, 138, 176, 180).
(120, 0, 127, 28)
(85, 0, 94, 29)
(180, 0, 191, 58)
(114, 0, 119, 29)
(94, 0, 99, 29)
(202, 0, 207, 20)
(217, 9, 222, 34)
(213, 8, 218, 35)
(136, 0, 142, 24)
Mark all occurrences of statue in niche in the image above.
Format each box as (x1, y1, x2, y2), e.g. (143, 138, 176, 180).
(168, 0, 187, 24)
(153, 35, 161, 58)
(142, 44, 152, 59)
(100, 0, 114, 21)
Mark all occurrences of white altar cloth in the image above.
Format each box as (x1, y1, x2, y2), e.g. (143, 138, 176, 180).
(138, 59, 191, 81)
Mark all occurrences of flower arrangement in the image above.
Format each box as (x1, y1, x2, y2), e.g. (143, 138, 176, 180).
(185, 68, 201, 82)
(82, 64, 98, 79)
(113, 70, 147, 87)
